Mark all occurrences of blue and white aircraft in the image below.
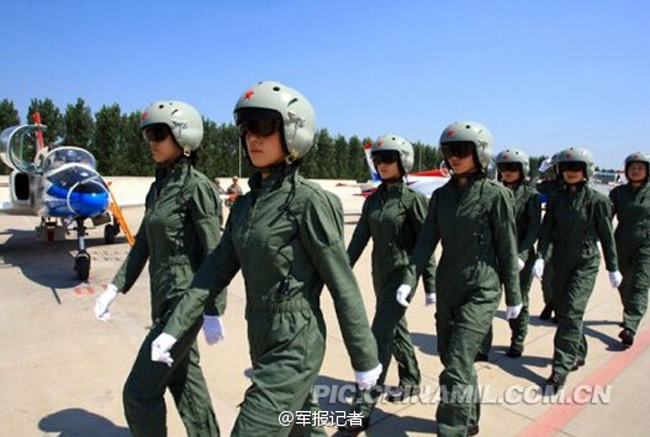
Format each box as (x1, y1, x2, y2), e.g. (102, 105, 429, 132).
(1, 122, 125, 280)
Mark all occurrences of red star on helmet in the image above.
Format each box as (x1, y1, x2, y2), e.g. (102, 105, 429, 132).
(244, 89, 254, 99)
(377, 140, 383, 146)
(447, 129, 456, 137)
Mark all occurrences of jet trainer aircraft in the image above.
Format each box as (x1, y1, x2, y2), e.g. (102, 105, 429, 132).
(0, 118, 132, 280)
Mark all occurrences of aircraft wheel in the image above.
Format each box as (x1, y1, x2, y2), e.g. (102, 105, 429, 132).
(75, 253, 91, 281)
(104, 224, 117, 244)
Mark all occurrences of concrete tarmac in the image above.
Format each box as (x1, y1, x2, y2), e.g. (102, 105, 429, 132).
(1, 175, 649, 436)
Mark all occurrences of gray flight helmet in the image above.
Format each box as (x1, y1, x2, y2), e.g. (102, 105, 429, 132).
(624, 152, 650, 180)
(439, 121, 493, 173)
(556, 147, 596, 179)
(371, 134, 414, 174)
(234, 81, 316, 165)
(141, 100, 204, 156)
(496, 148, 530, 179)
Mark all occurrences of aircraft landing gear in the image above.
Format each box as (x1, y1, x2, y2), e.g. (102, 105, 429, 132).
(74, 218, 91, 281)
(75, 252, 91, 281)
(103, 217, 121, 245)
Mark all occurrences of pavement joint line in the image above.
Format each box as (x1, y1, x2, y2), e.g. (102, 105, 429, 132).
(516, 325, 650, 437)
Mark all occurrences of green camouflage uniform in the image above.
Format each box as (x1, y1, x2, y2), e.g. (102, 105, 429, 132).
(114, 158, 225, 437)
(610, 181, 650, 334)
(403, 174, 521, 437)
(346, 180, 436, 416)
(163, 167, 379, 437)
(538, 182, 618, 375)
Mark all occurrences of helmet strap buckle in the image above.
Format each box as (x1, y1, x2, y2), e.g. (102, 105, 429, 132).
(285, 150, 299, 165)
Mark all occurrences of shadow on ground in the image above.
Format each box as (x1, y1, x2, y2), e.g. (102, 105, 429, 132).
(39, 408, 130, 436)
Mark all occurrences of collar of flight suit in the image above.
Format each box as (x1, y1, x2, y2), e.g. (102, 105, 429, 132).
(248, 165, 298, 192)
(378, 178, 405, 194)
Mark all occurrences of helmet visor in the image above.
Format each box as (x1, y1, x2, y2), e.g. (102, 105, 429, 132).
(372, 150, 400, 165)
(143, 124, 172, 143)
(559, 162, 585, 173)
(441, 142, 474, 159)
(237, 118, 282, 137)
(497, 163, 521, 173)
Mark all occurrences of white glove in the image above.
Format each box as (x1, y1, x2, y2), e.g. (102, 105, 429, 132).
(505, 303, 523, 320)
(355, 363, 383, 391)
(151, 333, 177, 367)
(425, 292, 437, 306)
(94, 284, 119, 321)
(533, 259, 545, 280)
(396, 285, 412, 307)
(202, 315, 225, 345)
(518, 258, 526, 272)
(608, 270, 623, 289)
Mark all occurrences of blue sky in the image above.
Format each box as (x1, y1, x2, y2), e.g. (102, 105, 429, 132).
(3, 0, 649, 169)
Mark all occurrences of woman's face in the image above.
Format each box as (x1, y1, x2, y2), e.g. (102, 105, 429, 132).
(627, 162, 647, 183)
(143, 124, 182, 164)
(376, 161, 401, 180)
(372, 152, 402, 180)
(498, 163, 522, 184)
(442, 142, 478, 176)
(449, 154, 477, 175)
(245, 130, 286, 169)
(561, 165, 586, 185)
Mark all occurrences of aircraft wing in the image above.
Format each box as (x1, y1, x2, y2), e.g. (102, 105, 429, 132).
(589, 181, 615, 196)
(0, 201, 35, 216)
(407, 178, 448, 197)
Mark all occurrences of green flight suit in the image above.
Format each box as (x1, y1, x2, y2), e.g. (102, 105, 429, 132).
(480, 182, 541, 354)
(610, 181, 650, 334)
(404, 174, 521, 437)
(346, 180, 436, 415)
(536, 179, 564, 307)
(113, 159, 225, 437)
(538, 182, 618, 376)
(163, 167, 380, 437)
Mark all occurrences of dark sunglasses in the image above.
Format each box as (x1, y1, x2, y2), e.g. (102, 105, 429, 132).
(440, 142, 474, 159)
(560, 162, 585, 173)
(237, 118, 282, 137)
(497, 163, 521, 172)
(372, 152, 399, 165)
(143, 124, 171, 143)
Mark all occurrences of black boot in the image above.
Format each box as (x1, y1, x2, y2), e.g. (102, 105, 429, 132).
(570, 358, 585, 371)
(474, 352, 489, 362)
(619, 328, 635, 347)
(540, 303, 553, 320)
(338, 417, 369, 435)
(506, 344, 523, 358)
(544, 373, 566, 395)
(468, 424, 480, 436)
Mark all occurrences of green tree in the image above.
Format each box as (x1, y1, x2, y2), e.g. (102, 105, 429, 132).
(27, 98, 63, 146)
(311, 129, 335, 178)
(63, 98, 95, 149)
(0, 99, 20, 128)
(333, 134, 351, 178)
(116, 111, 152, 175)
(348, 135, 367, 181)
(0, 99, 20, 174)
(93, 103, 122, 174)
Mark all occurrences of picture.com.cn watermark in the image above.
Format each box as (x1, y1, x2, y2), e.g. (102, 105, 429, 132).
(310, 383, 613, 406)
